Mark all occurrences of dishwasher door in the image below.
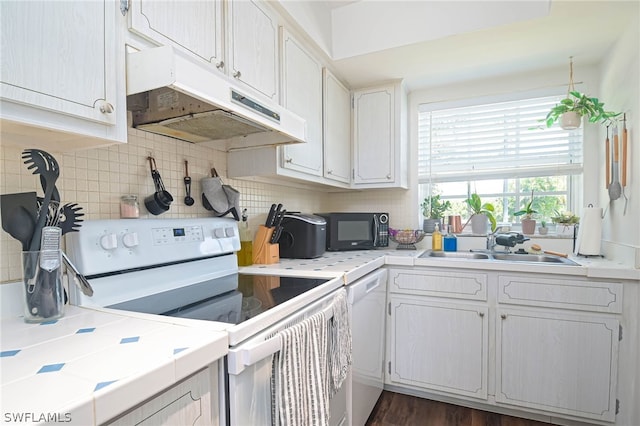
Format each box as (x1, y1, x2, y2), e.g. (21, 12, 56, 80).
(347, 268, 388, 426)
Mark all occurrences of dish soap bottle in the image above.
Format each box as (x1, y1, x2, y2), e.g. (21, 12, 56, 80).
(432, 224, 443, 251)
(443, 225, 457, 252)
(238, 209, 253, 266)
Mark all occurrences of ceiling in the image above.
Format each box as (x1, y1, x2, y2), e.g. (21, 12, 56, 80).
(280, 0, 639, 91)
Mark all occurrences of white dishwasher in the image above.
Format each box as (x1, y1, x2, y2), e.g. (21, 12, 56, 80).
(347, 268, 388, 426)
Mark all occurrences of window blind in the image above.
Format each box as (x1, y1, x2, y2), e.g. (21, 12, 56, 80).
(418, 96, 583, 183)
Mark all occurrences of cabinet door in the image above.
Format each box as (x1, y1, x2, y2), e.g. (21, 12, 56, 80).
(107, 367, 217, 425)
(227, 0, 278, 101)
(388, 295, 488, 399)
(352, 85, 395, 185)
(280, 29, 323, 176)
(129, 0, 223, 72)
(496, 308, 619, 422)
(1, 0, 116, 126)
(323, 69, 351, 183)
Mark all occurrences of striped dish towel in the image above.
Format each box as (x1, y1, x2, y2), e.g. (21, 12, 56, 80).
(272, 311, 329, 426)
(328, 289, 351, 397)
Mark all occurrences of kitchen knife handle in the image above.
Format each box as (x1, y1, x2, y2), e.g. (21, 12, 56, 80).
(265, 204, 277, 227)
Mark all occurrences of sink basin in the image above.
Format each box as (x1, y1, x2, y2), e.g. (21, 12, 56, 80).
(420, 251, 490, 260)
(491, 253, 579, 265)
(419, 250, 579, 266)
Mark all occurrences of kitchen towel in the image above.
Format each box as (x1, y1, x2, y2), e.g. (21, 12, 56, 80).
(328, 289, 351, 398)
(575, 206, 602, 256)
(272, 311, 329, 426)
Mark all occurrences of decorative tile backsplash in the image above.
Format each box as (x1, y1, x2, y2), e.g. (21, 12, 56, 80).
(1, 128, 416, 283)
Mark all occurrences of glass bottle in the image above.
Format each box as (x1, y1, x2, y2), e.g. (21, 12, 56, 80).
(120, 195, 139, 219)
(443, 225, 457, 252)
(237, 209, 253, 266)
(431, 224, 443, 251)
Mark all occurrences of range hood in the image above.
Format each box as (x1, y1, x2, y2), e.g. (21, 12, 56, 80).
(126, 46, 306, 151)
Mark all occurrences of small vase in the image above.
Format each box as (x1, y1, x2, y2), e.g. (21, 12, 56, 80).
(470, 214, 488, 235)
(538, 226, 548, 235)
(560, 111, 581, 130)
(521, 218, 536, 235)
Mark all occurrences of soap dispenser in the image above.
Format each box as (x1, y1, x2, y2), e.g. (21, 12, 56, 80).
(432, 224, 443, 251)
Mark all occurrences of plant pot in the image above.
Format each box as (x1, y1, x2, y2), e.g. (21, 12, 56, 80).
(538, 226, 548, 235)
(560, 111, 581, 130)
(470, 214, 488, 235)
(556, 224, 575, 237)
(423, 218, 442, 233)
(521, 218, 536, 235)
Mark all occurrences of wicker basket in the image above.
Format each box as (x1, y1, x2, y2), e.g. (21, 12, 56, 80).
(389, 229, 426, 250)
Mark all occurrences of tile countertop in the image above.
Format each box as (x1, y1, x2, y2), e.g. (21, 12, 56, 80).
(241, 249, 640, 282)
(0, 305, 228, 426)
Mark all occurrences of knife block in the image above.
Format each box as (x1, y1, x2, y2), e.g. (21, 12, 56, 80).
(252, 225, 280, 264)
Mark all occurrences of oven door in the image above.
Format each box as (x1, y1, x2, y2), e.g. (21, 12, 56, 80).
(226, 290, 349, 426)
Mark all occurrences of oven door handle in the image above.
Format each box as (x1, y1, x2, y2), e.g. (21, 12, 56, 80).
(227, 302, 335, 375)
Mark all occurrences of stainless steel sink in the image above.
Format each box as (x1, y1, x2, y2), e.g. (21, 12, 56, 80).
(419, 251, 490, 260)
(491, 253, 579, 265)
(419, 250, 579, 265)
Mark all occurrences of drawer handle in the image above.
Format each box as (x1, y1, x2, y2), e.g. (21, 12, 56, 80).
(501, 314, 507, 319)
(478, 312, 485, 317)
(233, 70, 242, 78)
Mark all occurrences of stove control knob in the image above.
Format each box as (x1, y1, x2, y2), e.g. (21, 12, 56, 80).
(122, 232, 139, 248)
(100, 233, 118, 250)
(214, 228, 226, 238)
(225, 227, 235, 237)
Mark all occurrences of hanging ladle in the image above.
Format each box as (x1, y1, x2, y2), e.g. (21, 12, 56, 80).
(184, 160, 195, 206)
(608, 125, 621, 201)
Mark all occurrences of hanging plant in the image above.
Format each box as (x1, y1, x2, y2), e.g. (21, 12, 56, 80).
(543, 57, 621, 129)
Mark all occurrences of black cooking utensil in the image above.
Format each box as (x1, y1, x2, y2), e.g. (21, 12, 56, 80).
(1, 192, 38, 236)
(57, 203, 84, 235)
(144, 156, 173, 215)
(21, 149, 60, 252)
(6, 206, 36, 251)
(184, 160, 194, 206)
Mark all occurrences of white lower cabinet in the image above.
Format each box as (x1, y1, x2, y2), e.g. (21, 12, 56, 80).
(386, 267, 624, 424)
(496, 308, 619, 422)
(106, 366, 219, 426)
(388, 295, 488, 399)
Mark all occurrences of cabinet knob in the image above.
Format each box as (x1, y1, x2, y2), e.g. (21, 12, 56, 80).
(327, 170, 333, 174)
(233, 70, 242, 78)
(386, 174, 391, 179)
(501, 314, 507, 319)
(478, 312, 485, 317)
(216, 61, 224, 70)
(285, 157, 293, 163)
(99, 102, 114, 114)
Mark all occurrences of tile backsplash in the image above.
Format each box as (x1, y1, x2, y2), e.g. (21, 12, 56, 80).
(0, 129, 328, 283)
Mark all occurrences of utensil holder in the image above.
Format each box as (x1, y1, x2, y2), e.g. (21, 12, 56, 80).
(22, 250, 65, 323)
(252, 226, 280, 264)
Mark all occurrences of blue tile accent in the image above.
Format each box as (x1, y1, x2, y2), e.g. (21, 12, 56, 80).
(76, 328, 96, 334)
(0, 350, 20, 357)
(39, 320, 59, 325)
(120, 336, 140, 344)
(173, 347, 187, 354)
(37, 363, 65, 374)
(94, 380, 117, 391)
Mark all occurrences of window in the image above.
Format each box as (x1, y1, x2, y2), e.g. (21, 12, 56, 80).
(418, 94, 583, 227)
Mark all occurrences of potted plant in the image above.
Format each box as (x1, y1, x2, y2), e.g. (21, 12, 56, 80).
(551, 211, 580, 236)
(465, 193, 496, 235)
(538, 220, 548, 235)
(421, 194, 451, 233)
(544, 91, 621, 130)
(514, 190, 537, 235)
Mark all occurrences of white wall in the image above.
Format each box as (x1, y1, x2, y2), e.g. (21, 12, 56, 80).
(599, 12, 640, 268)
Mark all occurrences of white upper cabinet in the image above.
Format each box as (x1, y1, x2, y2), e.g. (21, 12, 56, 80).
(352, 82, 408, 188)
(280, 28, 323, 177)
(323, 69, 351, 184)
(0, 0, 126, 150)
(227, 0, 279, 101)
(128, 0, 224, 72)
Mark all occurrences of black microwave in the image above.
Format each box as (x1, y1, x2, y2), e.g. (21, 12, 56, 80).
(314, 212, 389, 251)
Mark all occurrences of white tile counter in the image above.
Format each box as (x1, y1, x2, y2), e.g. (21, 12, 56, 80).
(1, 305, 227, 426)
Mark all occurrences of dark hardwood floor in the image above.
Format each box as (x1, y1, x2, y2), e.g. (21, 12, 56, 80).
(366, 391, 555, 426)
